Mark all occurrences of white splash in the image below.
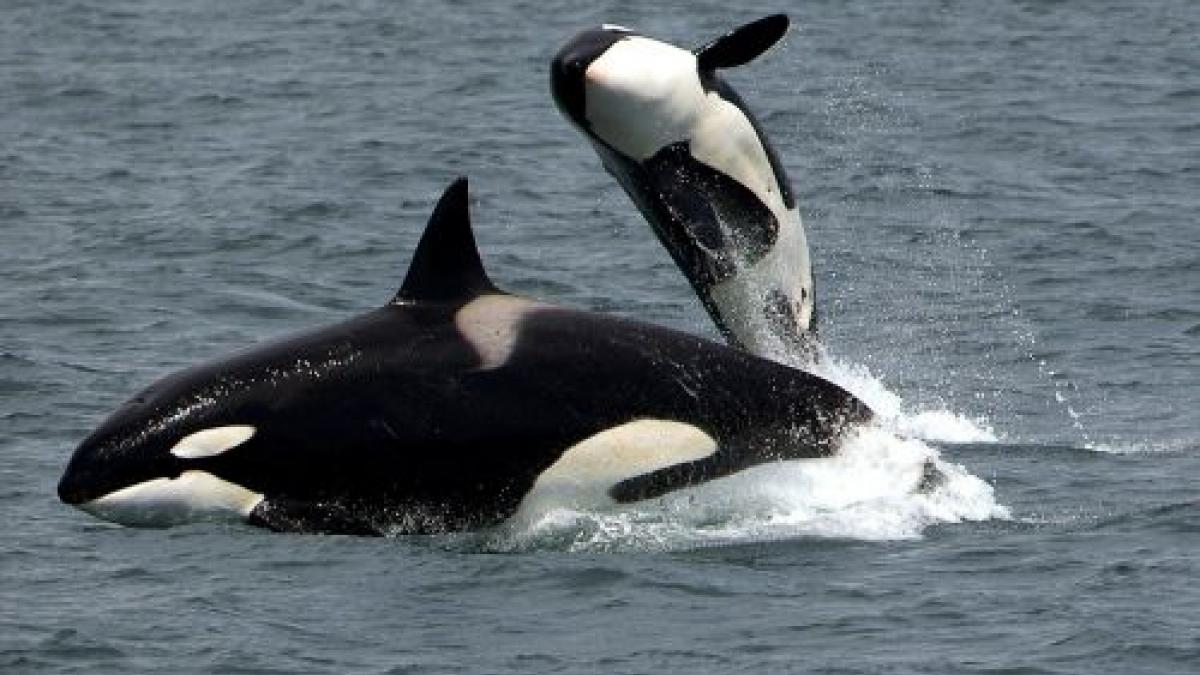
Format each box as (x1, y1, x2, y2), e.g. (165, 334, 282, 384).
(491, 361, 1010, 553)
(809, 352, 1000, 444)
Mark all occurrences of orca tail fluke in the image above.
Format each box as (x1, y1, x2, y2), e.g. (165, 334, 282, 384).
(394, 177, 500, 305)
(695, 14, 789, 72)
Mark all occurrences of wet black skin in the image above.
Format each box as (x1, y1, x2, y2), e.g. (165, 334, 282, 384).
(59, 178, 868, 535)
(59, 298, 870, 535)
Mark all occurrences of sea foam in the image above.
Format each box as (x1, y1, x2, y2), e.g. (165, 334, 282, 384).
(492, 355, 1010, 553)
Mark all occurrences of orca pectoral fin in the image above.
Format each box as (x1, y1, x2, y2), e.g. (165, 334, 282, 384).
(644, 153, 736, 273)
(916, 460, 947, 494)
(635, 159, 740, 346)
(608, 419, 854, 504)
(608, 450, 740, 504)
(593, 139, 735, 286)
(248, 497, 383, 536)
(644, 143, 780, 264)
(695, 14, 789, 72)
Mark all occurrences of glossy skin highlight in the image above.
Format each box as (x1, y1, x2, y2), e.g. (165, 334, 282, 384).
(59, 179, 869, 535)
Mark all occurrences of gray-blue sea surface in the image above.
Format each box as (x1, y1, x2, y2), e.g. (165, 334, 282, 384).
(2, 1, 1197, 673)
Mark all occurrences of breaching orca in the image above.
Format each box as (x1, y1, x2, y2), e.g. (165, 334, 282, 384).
(58, 179, 870, 535)
(551, 15, 816, 361)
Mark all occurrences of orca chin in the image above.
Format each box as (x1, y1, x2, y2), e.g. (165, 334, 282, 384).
(59, 178, 872, 536)
(551, 15, 818, 362)
(76, 471, 264, 528)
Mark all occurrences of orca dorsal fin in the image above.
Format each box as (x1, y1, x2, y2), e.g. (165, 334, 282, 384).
(393, 177, 498, 305)
(695, 14, 789, 72)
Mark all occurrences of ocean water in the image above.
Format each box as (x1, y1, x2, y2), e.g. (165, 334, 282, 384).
(2, 0, 1197, 673)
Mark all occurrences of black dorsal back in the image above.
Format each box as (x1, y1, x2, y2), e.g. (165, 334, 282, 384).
(695, 14, 789, 72)
(393, 177, 498, 305)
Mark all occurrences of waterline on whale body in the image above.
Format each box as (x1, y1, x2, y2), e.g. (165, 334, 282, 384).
(465, 362, 1010, 553)
(479, 425, 1008, 552)
(405, 323, 1011, 552)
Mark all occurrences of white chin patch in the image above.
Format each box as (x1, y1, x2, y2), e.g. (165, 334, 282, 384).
(585, 37, 704, 159)
(169, 425, 256, 459)
(584, 36, 794, 225)
(524, 419, 718, 505)
(79, 470, 263, 527)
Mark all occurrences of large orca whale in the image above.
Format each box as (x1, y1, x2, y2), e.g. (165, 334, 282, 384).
(58, 179, 871, 535)
(551, 15, 816, 361)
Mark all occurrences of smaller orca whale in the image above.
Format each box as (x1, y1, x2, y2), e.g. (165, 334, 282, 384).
(57, 178, 871, 536)
(551, 15, 816, 361)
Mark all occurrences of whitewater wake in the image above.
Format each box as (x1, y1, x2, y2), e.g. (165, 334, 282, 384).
(479, 352, 1010, 553)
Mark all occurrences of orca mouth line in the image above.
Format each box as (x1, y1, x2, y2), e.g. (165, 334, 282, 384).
(67, 470, 265, 528)
(57, 451, 187, 507)
(59, 463, 120, 506)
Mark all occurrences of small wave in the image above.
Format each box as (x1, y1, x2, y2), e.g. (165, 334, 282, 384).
(185, 93, 245, 107)
(1076, 501, 1200, 537)
(54, 86, 107, 99)
(1083, 438, 1196, 455)
(270, 201, 347, 222)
